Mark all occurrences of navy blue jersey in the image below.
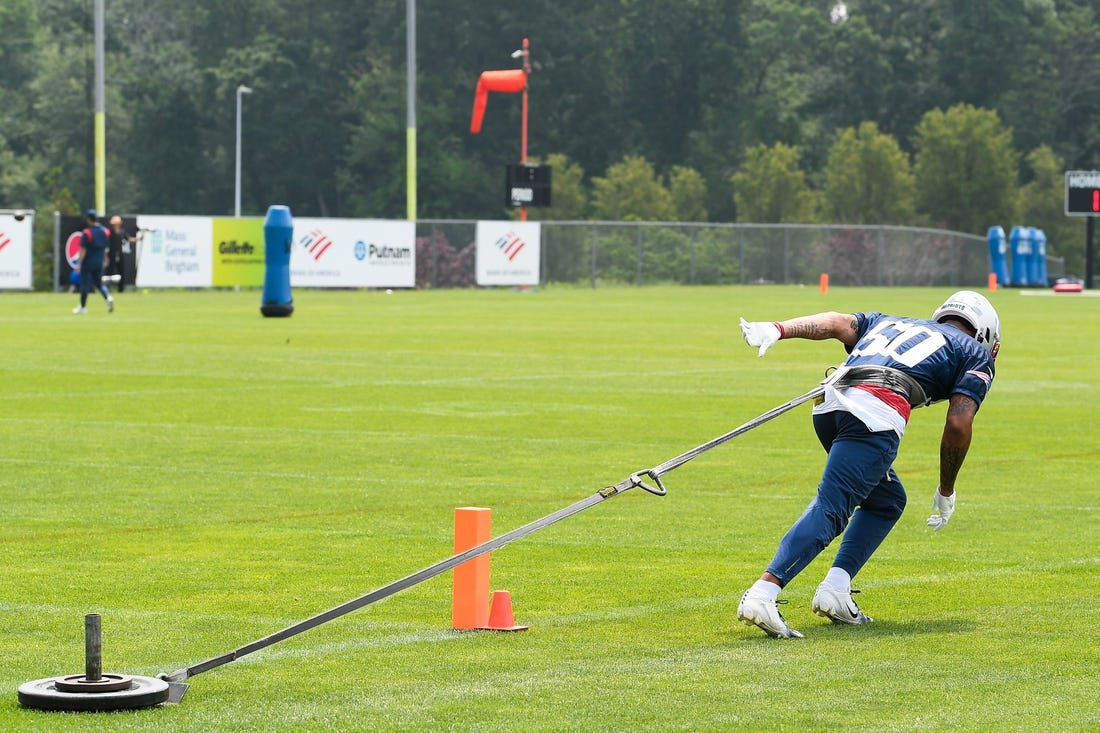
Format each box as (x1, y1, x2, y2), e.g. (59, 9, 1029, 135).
(844, 312, 995, 408)
(81, 224, 110, 257)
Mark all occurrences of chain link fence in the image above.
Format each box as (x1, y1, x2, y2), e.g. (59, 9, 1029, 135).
(415, 221, 1063, 289)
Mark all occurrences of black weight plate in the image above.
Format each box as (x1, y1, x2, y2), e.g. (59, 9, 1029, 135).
(54, 673, 133, 693)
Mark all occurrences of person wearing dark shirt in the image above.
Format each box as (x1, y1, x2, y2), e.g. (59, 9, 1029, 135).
(106, 215, 132, 292)
(735, 291, 999, 638)
(73, 209, 115, 314)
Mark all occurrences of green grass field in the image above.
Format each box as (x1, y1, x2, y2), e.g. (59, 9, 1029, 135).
(1, 285, 1097, 731)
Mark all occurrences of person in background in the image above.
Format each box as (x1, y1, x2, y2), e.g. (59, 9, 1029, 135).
(73, 209, 115, 314)
(735, 291, 999, 638)
(106, 215, 133, 292)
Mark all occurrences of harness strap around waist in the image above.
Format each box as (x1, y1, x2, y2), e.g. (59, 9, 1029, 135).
(825, 365, 930, 408)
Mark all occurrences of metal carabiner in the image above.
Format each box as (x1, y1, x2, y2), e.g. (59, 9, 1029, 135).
(629, 470, 668, 496)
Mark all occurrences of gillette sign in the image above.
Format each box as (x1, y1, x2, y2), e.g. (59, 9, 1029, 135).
(475, 220, 541, 286)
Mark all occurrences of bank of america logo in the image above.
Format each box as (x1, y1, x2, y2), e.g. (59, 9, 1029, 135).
(495, 231, 526, 261)
(299, 229, 334, 261)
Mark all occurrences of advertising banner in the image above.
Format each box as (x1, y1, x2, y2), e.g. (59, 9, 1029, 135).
(0, 212, 34, 290)
(135, 216, 214, 287)
(56, 214, 139, 291)
(211, 217, 265, 287)
(58, 214, 88, 290)
(292, 218, 415, 288)
(475, 220, 541, 286)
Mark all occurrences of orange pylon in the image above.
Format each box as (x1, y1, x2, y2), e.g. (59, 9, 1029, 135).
(451, 507, 491, 630)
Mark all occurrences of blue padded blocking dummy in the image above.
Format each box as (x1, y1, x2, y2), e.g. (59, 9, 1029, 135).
(261, 205, 294, 317)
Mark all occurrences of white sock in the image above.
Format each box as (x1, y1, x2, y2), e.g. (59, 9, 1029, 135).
(750, 579, 781, 602)
(824, 567, 851, 591)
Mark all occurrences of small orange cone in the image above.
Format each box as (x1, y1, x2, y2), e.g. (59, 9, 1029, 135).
(481, 590, 528, 631)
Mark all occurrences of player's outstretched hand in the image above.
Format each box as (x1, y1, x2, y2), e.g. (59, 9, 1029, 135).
(739, 318, 781, 357)
(927, 488, 955, 531)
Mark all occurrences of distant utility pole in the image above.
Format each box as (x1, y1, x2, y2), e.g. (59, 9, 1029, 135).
(406, 0, 417, 221)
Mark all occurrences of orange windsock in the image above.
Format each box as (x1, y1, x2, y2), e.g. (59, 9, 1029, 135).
(470, 69, 527, 133)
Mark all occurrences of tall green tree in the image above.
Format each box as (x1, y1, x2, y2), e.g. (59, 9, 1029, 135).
(732, 143, 818, 223)
(668, 166, 707, 222)
(913, 104, 1019, 234)
(22, 3, 103, 212)
(804, 8, 892, 135)
(0, 0, 46, 209)
(522, 153, 587, 221)
(936, 0, 1046, 112)
(110, 2, 209, 214)
(737, 1, 822, 146)
(1039, 3, 1100, 168)
(985, 1, 1064, 158)
(1019, 145, 1084, 276)
(337, 59, 413, 219)
(591, 156, 675, 222)
(822, 121, 915, 224)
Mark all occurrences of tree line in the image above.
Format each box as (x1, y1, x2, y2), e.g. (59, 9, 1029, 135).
(2, 0, 1097, 286)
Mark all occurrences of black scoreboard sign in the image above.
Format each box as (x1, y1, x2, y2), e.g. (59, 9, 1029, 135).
(1065, 170, 1100, 216)
(506, 164, 552, 208)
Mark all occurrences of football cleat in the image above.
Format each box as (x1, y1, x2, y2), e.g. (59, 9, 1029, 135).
(72, 306, 87, 314)
(811, 583, 873, 625)
(737, 591, 804, 639)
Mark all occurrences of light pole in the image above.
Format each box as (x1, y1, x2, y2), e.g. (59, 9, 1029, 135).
(512, 38, 530, 221)
(94, 0, 105, 215)
(235, 84, 253, 217)
(406, 0, 416, 221)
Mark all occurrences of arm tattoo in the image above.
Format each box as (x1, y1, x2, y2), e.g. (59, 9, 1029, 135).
(783, 310, 858, 338)
(785, 319, 829, 339)
(940, 395, 977, 489)
(783, 316, 831, 338)
(778, 313, 857, 344)
(947, 395, 977, 418)
(940, 443, 967, 487)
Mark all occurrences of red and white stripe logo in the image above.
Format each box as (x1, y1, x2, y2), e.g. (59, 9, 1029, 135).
(495, 231, 526, 261)
(299, 229, 334, 261)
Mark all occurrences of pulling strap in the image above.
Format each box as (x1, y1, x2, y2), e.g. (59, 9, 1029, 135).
(830, 364, 930, 407)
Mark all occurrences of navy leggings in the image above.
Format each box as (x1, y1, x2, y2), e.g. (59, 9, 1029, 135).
(80, 258, 109, 307)
(766, 410, 906, 586)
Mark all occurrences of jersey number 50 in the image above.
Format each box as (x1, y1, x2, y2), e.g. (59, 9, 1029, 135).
(850, 320, 946, 367)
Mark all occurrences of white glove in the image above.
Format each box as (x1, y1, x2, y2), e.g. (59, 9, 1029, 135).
(927, 489, 955, 531)
(739, 318, 782, 357)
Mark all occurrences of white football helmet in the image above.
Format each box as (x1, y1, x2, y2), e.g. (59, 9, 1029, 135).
(932, 290, 1000, 358)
